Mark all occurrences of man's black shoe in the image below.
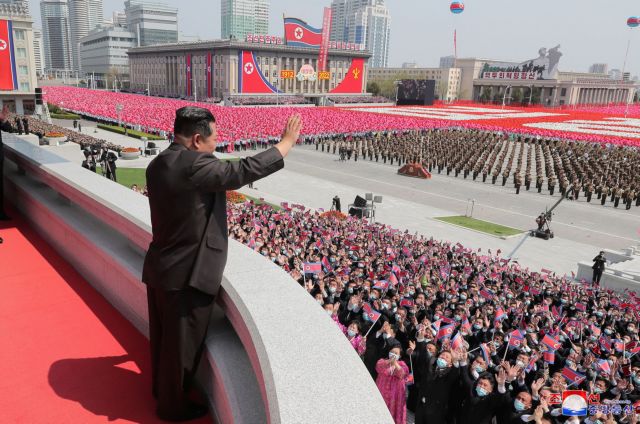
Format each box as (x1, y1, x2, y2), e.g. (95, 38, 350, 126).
(157, 403, 208, 422)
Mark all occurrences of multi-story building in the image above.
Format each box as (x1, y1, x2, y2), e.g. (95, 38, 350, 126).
(124, 0, 178, 47)
(33, 27, 44, 76)
(221, 0, 269, 40)
(128, 39, 369, 100)
(40, 0, 72, 71)
(368, 66, 462, 101)
(457, 56, 636, 106)
(111, 10, 127, 27)
(0, 2, 38, 114)
(68, 0, 103, 72)
(80, 25, 136, 85)
(0, 0, 29, 14)
(439, 55, 455, 69)
(589, 63, 608, 75)
(330, 0, 390, 68)
(609, 69, 621, 80)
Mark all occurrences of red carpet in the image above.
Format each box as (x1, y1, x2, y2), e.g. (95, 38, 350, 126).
(0, 209, 210, 423)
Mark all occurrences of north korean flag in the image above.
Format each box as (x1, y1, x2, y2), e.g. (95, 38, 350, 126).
(480, 343, 492, 363)
(541, 334, 562, 351)
(0, 19, 18, 90)
(321, 256, 332, 271)
(389, 272, 399, 286)
(362, 303, 381, 322)
(303, 262, 321, 274)
(508, 330, 524, 349)
(451, 332, 464, 350)
(437, 324, 455, 341)
(399, 298, 414, 308)
(284, 17, 323, 48)
(597, 359, 611, 375)
(561, 367, 586, 385)
(543, 351, 555, 364)
(373, 280, 389, 291)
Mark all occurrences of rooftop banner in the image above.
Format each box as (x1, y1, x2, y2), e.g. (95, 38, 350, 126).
(0, 19, 18, 91)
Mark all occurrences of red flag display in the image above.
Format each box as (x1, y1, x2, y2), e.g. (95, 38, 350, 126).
(238, 51, 281, 94)
(186, 53, 192, 97)
(0, 20, 17, 91)
(329, 58, 365, 94)
(318, 7, 332, 71)
(284, 17, 323, 48)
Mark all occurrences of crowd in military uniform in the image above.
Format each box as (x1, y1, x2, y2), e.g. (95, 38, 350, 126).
(5, 113, 123, 152)
(223, 199, 640, 424)
(308, 128, 640, 210)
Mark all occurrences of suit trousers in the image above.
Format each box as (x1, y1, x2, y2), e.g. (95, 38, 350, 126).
(147, 285, 215, 416)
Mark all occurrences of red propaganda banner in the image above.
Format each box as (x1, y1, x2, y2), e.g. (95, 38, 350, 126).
(329, 58, 365, 94)
(206, 52, 212, 98)
(283, 17, 323, 48)
(237, 51, 279, 94)
(318, 7, 332, 71)
(0, 19, 17, 91)
(185, 53, 192, 97)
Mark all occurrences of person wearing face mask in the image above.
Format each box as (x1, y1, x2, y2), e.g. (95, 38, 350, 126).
(331, 314, 367, 357)
(498, 390, 533, 424)
(364, 318, 389, 380)
(375, 346, 409, 424)
(411, 345, 463, 424)
(460, 368, 510, 424)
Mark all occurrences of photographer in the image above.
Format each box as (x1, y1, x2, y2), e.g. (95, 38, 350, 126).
(99, 148, 118, 182)
(81, 149, 97, 173)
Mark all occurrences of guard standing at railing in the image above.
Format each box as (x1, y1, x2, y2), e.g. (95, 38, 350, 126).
(142, 106, 302, 421)
(0, 105, 14, 221)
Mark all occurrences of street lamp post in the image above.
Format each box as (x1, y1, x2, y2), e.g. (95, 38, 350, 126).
(116, 103, 124, 127)
(502, 85, 512, 109)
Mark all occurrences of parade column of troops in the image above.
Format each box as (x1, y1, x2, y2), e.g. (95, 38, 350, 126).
(309, 129, 640, 210)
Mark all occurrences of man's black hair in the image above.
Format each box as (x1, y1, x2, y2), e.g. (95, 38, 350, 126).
(173, 106, 215, 138)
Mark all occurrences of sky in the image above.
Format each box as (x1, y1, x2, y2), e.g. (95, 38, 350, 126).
(29, 0, 640, 75)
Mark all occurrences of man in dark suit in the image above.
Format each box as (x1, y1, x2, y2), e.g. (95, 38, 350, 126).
(0, 105, 14, 220)
(592, 251, 607, 286)
(142, 106, 302, 421)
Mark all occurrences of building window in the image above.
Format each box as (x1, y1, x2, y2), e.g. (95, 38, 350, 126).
(19, 65, 28, 75)
(14, 29, 26, 41)
(561, 88, 567, 96)
(16, 48, 27, 58)
(19, 82, 29, 92)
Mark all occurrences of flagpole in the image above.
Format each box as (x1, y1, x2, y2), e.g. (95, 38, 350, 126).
(502, 338, 509, 362)
(363, 315, 381, 339)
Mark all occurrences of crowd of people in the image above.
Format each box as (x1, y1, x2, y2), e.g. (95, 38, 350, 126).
(5, 112, 123, 152)
(221, 198, 640, 424)
(229, 95, 311, 106)
(328, 95, 392, 104)
(312, 128, 640, 209)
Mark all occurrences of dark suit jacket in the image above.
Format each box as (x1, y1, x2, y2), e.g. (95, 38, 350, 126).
(142, 143, 284, 296)
(0, 120, 14, 143)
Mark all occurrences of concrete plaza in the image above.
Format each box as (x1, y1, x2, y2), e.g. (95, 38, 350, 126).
(38, 116, 640, 275)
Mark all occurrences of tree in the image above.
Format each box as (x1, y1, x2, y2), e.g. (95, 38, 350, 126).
(479, 88, 491, 103)
(511, 87, 523, 104)
(106, 66, 122, 91)
(366, 81, 381, 95)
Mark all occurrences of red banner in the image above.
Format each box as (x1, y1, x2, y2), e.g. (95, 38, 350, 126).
(238, 51, 280, 94)
(186, 54, 192, 97)
(329, 58, 365, 94)
(318, 7, 332, 71)
(0, 19, 17, 91)
(206, 52, 212, 98)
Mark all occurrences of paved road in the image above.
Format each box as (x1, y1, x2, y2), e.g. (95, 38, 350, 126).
(266, 146, 640, 249)
(234, 145, 640, 274)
